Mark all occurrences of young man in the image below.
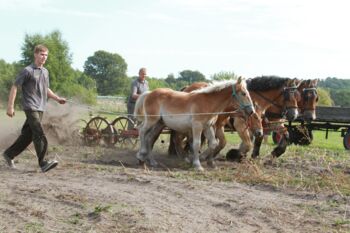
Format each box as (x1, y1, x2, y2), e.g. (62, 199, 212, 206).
(2, 44, 66, 172)
(127, 67, 149, 129)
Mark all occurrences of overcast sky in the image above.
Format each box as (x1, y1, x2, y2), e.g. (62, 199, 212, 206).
(0, 0, 349, 79)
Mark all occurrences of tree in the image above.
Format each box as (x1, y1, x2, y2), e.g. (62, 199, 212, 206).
(178, 70, 207, 84)
(317, 87, 333, 106)
(0, 59, 16, 106)
(211, 71, 238, 81)
(84, 50, 128, 96)
(330, 89, 350, 107)
(164, 73, 176, 86)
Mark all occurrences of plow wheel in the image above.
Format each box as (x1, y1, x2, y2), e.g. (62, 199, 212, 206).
(83, 116, 114, 146)
(111, 116, 139, 148)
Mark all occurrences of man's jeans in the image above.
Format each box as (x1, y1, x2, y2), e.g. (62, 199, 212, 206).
(4, 111, 48, 167)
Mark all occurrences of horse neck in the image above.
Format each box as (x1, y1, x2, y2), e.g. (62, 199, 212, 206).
(250, 88, 284, 112)
(200, 85, 235, 113)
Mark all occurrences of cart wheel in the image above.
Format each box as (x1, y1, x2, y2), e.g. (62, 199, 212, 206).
(343, 131, 350, 150)
(83, 116, 114, 146)
(111, 116, 139, 148)
(272, 131, 282, 144)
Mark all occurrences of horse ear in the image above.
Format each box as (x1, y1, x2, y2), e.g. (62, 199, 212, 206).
(294, 78, 301, 87)
(237, 76, 242, 84)
(312, 79, 318, 86)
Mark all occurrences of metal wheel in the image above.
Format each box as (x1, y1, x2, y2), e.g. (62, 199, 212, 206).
(343, 130, 350, 150)
(83, 116, 114, 146)
(111, 116, 139, 148)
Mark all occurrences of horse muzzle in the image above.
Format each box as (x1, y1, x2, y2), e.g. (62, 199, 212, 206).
(286, 108, 298, 121)
(254, 129, 263, 138)
(302, 110, 316, 122)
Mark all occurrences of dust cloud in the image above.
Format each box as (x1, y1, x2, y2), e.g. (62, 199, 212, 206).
(0, 100, 89, 150)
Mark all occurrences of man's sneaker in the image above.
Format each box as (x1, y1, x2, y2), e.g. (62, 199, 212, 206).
(41, 160, 58, 173)
(2, 153, 16, 169)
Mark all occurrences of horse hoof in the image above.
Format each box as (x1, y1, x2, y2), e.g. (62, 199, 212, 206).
(138, 159, 145, 165)
(149, 159, 158, 167)
(136, 152, 146, 161)
(207, 160, 217, 169)
(194, 165, 204, 172)
(184, 157, 192, 164)
(226, 149, 242, 162)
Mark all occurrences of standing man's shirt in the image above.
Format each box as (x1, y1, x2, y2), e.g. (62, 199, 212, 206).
(128, 79, 149, 104)
(14, 64, 49, 111)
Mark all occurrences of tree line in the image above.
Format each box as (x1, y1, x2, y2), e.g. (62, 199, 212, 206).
(0, 30, 348, 108)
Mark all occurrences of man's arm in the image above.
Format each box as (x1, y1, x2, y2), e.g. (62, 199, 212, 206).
(7, 85, 17, 117)
(47, 88, 66, 104)
(131, 85, 139, 100)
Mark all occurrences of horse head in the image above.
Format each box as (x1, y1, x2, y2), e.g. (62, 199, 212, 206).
(281, 78, 300, 121)
(297, 79, 318, 122)
(249, 109, 263, 138)
(233, 77, 255, 116)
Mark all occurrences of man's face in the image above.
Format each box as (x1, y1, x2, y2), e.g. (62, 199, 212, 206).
(139, 69, 146, 81)
(34, 50, 48, 66)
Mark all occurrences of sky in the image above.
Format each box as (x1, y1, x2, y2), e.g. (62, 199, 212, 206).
(0, 0, 350, 79)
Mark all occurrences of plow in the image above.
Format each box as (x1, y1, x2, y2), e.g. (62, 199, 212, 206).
(81, 116, 139, 148)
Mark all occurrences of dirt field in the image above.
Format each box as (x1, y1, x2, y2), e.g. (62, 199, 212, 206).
(0, 104, 349, 233)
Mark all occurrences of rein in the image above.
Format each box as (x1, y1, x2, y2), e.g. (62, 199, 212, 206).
(67, 99, 242, 117)
(255, 86, 299, 119)
(254, 90, 284, 109)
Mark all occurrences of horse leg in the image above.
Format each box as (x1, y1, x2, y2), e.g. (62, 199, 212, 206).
(251, 134, 263, 159)
(191, 123, 204, 171)
(212, 126, 226, 159)
(238, 130, 253, 159)
(168, 130, 178, 157)
(145, 121, 165, 167)
(271, 133, 288, 158)
(137, 118, 158, 163)
(226, 118, 252, 161)
(202, 126, 219, 168)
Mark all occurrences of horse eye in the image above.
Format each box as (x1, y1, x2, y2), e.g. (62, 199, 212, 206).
(242, 92, 246, 96)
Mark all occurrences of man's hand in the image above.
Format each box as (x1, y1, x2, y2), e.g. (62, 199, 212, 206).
(58, 97, 66, 104)
(6, 106, 15, 117)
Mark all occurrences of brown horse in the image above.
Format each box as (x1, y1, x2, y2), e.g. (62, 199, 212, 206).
(168, 82, 263, 166)
(298, 79, 318, 121)
(251, 78, 319, 159)
(226, 76, 301, 161)
(134, 78, 255, 171)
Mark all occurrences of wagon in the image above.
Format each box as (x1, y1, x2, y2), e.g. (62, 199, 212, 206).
(272, 106, 350, 149)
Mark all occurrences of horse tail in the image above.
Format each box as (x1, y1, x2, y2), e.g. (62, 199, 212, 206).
(134, 91, 150, 122)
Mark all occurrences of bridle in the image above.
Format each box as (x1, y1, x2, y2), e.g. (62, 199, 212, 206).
(254, 86, 299, 119)
(301, 87, 318, 111)
(232, 83, 253, 114)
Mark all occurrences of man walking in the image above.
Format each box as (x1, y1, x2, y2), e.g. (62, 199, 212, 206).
(2, 44, 66, 172)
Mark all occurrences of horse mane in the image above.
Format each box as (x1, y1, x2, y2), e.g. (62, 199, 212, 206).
(191, 80, 245, 94)
(247, 76, 291, 91)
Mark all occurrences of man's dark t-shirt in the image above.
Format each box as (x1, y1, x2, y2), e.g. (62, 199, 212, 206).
(14, 64, 49, 111)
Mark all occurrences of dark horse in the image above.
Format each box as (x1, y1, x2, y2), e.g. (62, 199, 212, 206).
(226, 76, 301, 161)
(250, 78, 319, 159)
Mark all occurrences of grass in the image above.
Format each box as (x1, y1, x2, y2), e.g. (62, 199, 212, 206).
(163, 130, 350, 196)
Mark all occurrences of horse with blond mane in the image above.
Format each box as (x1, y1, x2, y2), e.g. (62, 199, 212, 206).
(168, 81, 263, 166)
(134, 77, 255, 171)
